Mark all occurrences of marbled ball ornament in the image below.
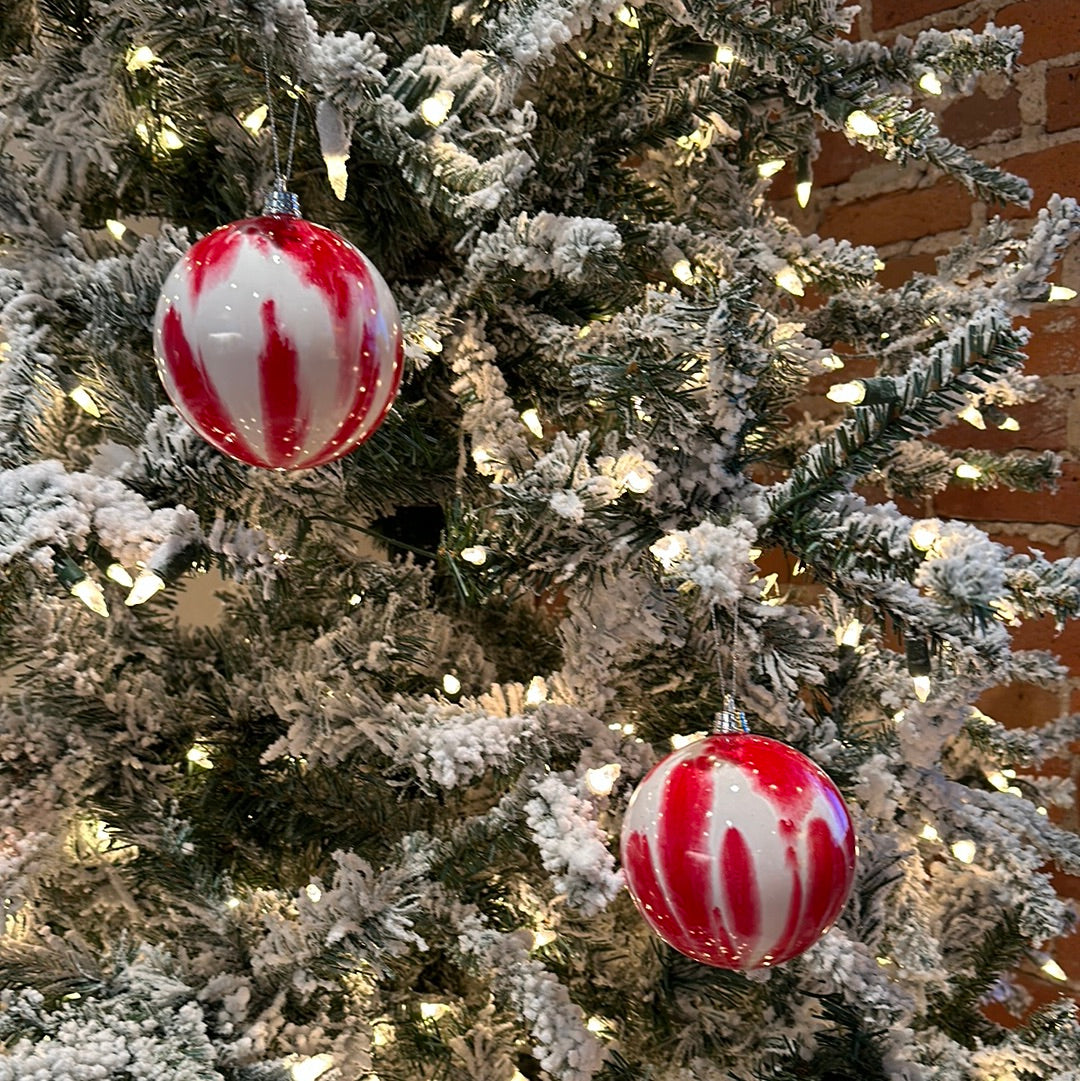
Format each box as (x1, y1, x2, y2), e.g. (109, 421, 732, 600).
(620, 732, 856, 969)
(153, 215, 403, 470)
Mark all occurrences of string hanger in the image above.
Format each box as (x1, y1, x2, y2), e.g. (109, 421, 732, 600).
(709, 601, 749, 734)
(260, 42, 303, 217)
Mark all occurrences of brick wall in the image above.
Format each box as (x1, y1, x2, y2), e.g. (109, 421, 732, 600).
(784, 0, 1080, 1010)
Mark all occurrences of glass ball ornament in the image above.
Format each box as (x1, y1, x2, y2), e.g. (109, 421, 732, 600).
(620, 731, 856, 969)
(153, 213, 403, 470)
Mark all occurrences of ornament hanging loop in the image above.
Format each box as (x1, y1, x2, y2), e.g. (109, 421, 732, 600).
(709, 601, 749, 734)
(714, 692, 749, 734)
(260, 42, 303, 217)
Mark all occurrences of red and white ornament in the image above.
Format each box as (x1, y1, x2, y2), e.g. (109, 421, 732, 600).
(620, 732, 856, 970)
(153, 214, 403, 470)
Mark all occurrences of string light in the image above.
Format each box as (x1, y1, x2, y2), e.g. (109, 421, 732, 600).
(616, 5, 639, 28)
(836, 618, 862, 648)
(460, 546, 488, 565)
(104, 219, 127, 240)
(1048, 284, 1077, 302)
(919, 823, 939, 842)
(1040, 957, 1068, 982)
(845, 109, 880, 138)
(998, 415, 1020, 431)
(954, 462, 982, 480)
(918, 71, 943, 96)
(525, 676, 548, 706)
(795, 178, 813, 209)
(419, 333, 443, 354)
(156, 118, 184, 152)
(757, 159, 786, 179)
(70, 578, 110, 618)
(69, 386, 101, 417)
(623, 468, 653, 494)
(950, 838, 977, 864)
(909, 521, 939, 552)
(442, 673, 462, 695)
(826, 381, 866, 405)
(774, 265, 805, 296)
(715, 44, 735, 64)
(372, 1022, 395, 1046)
(671, 258, 695, 284)
(106, 563, 134, 588)
(957, 404, 986, 430)
(531, 927, 557, 949)
(586, 1017, 610, 1035)
(349, 593, 363, 605)
(520, 407, 544, 438)
(125, 569, 165, 606)
(419, 90, 454, 126)
(986, 771, 1010, 792)
(912, 675, 931, 702)
(225, 896, 241, 909)
(290, 1055, 334, 1081)
(186, 743, 213, 770)
(323, 154, 349, 201)
(305, 883, 322, 903)
(585, 764, 621, 796)
(242, 104, 269, 133)
(420, 1002, 450, 1020)
(125, 45, 159, 72)
(821, 354, 845, 371)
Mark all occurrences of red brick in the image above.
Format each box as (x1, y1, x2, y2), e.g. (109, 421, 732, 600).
(1020, 308, 1080, 378)
(931, 462, 1080, 526)
(872, 0, 967, 31)
(940, 87, 1022, 145)
(876, 251, 940, 290)
(1000, 143, 1080, 219)
(987, 531, 1068, 562)
(1047, 64, 1080, 135)
(997, 1, 1080, 65)
(978, 682, 1062, 729)
(1009, 614, 1080, 672)
(933, 386, 1069, 453)
(813, 129, 878, 189)
(819, 180, 973, 247)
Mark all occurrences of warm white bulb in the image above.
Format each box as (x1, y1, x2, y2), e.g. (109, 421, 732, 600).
(520, 407, 544, 438)
(225, 896, 241, 909)
(106, 563, 135, 588)
(909, 521, 939, 552)
(69, 386, 101, 417)
(290, 1055, 334, 1081)
(957, 404, 986, 430)
(125, 570, 165, 607)
(623, 468, 653, 494)
(372, 1022, 395, 1046)
(986, 770, 1010, 792)
(757, 159, 786, 179)
(442, 673, 462, 695)
(795, 180, 813, 208)
(912, 674, 931, 702)
(1049, 284, 1077, 302)
(616, 4, 639, 28)
(242, 104, 268, 133)
(955, 462, 982, 480)
(837, 619, 862, 648)
(585, 763, 621, 797)
(951, 838, 977, 864)
(323, 153, 349, 200)
(186, 744, 213, 770)
(649, 534, 686, 569)
(531, 927, 557, 949)
(525, 676, 548, 706)
(821, 354, 845, 371)
(459, 546, 488, 566)
(134, 121, 151, 145)
(420, 1002, 450, 1020)
(998, 416, 1020, 431)
(1040, 957, 1068, 982)
(826, 381, 866, 405)
(419, 333, 443, 354)
(845, 109, 880, 138)
(671, 258, 695, 283)
(105, 219, 127, 240)
(585, 1016, 608, 1034)
(126, 45, 158, 72)
(420, 90, 455, 126)
(157, 119, 184, 151)
(715, 45, 735, 64)
(774, 265, 805, 296)
(71, 577, 110, 618)
(305, 882, 322, 903)
(919, 823, 939, 842)
(918, 71, 943, 96)
(348, 593, 363, 606)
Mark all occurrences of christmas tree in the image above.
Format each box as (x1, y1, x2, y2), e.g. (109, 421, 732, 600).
(2, 0, 1080, 1077)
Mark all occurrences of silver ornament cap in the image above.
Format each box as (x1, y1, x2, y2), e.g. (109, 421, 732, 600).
(262, 178, 301, 217)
